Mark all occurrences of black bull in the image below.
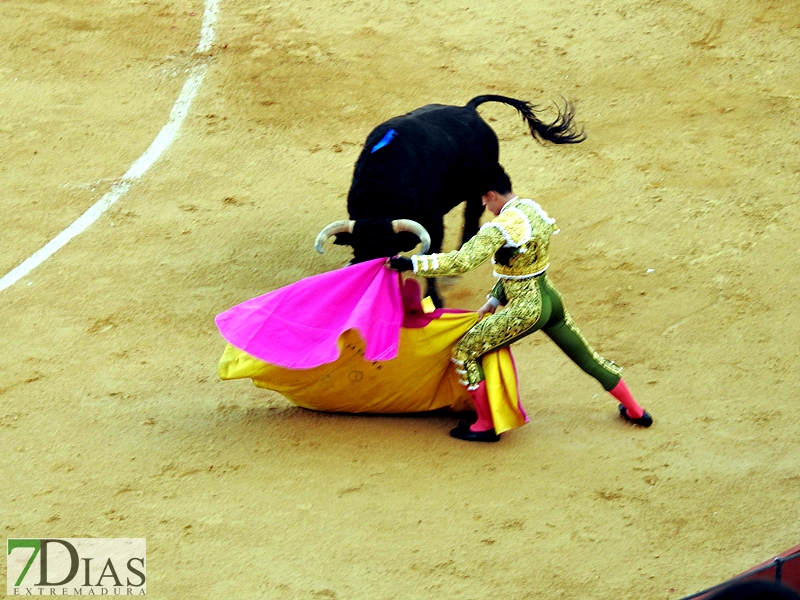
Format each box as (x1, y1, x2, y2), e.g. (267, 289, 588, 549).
(315, 94, 585, 307)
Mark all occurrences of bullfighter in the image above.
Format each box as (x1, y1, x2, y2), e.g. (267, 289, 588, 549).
(389, 164, 653, 442)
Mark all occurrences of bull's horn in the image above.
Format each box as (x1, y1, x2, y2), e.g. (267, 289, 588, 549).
(314, 220, 355, 254)
(391, 219, 431, 254)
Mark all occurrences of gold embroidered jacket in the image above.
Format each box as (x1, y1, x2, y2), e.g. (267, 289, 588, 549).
(411, 196, 558, 286)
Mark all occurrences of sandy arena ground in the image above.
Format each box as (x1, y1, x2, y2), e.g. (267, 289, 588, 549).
(2, 0, 799, 597)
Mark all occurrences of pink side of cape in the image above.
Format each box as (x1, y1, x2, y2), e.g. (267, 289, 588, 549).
(215, 259, 404, 369)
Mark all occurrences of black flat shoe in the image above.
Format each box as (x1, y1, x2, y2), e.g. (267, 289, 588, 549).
(618, 405, 653, 428)
(449, 426, 501, 442)
(453, 411, 478, 431)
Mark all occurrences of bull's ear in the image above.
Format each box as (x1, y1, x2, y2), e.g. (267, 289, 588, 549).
(333, 232, 353, 246)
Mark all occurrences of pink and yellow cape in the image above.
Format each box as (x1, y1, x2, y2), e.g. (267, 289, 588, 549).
(215, 259, 528, 434)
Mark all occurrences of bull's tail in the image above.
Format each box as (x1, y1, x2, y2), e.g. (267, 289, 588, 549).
(467, 94, 586, 144)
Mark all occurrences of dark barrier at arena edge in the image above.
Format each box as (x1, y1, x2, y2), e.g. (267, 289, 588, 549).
(682, 545, 800, 599)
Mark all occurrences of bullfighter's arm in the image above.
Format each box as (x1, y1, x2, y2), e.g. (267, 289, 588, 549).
(489, 279, 507, 305)
(411, 225, 506, 277)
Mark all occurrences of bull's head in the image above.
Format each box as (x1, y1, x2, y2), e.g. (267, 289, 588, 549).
(315, 218, 431, 263)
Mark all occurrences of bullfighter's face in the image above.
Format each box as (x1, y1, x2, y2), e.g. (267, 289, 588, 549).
(482, 191, 508, 216)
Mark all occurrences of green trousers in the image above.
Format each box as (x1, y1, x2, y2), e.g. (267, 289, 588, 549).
(452, 274, 623, 390)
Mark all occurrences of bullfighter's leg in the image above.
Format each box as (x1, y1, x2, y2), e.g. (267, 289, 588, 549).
(449, 381, 500, 442)
(453, 279, 546, 387)
(538, 276, 652, 427)
(450, 278, 546, 441)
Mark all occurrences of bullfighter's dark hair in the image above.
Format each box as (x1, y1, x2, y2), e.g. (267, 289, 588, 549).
(479, 164, 513, 196)
(467, 95, 586, 144)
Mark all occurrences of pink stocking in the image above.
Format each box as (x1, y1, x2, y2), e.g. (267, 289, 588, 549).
(469, 381, 494, 432)
(609, 379, 644, 419)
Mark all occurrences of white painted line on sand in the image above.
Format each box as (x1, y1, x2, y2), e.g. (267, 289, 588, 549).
(0, 0, 220, 293)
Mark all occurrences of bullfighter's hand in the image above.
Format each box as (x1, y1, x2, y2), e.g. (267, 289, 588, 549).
(477, 301, 498, 320)
(388, 256, 413, 272)
(477, 295, 501, 319)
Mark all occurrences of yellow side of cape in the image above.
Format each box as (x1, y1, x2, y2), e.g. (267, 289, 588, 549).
(218, 310, 527, 433)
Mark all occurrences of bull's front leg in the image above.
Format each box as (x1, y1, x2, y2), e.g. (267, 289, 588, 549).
(424, 279, 444, 309)
(462, 196, 485, 244)
(423, 219, 446, 308)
